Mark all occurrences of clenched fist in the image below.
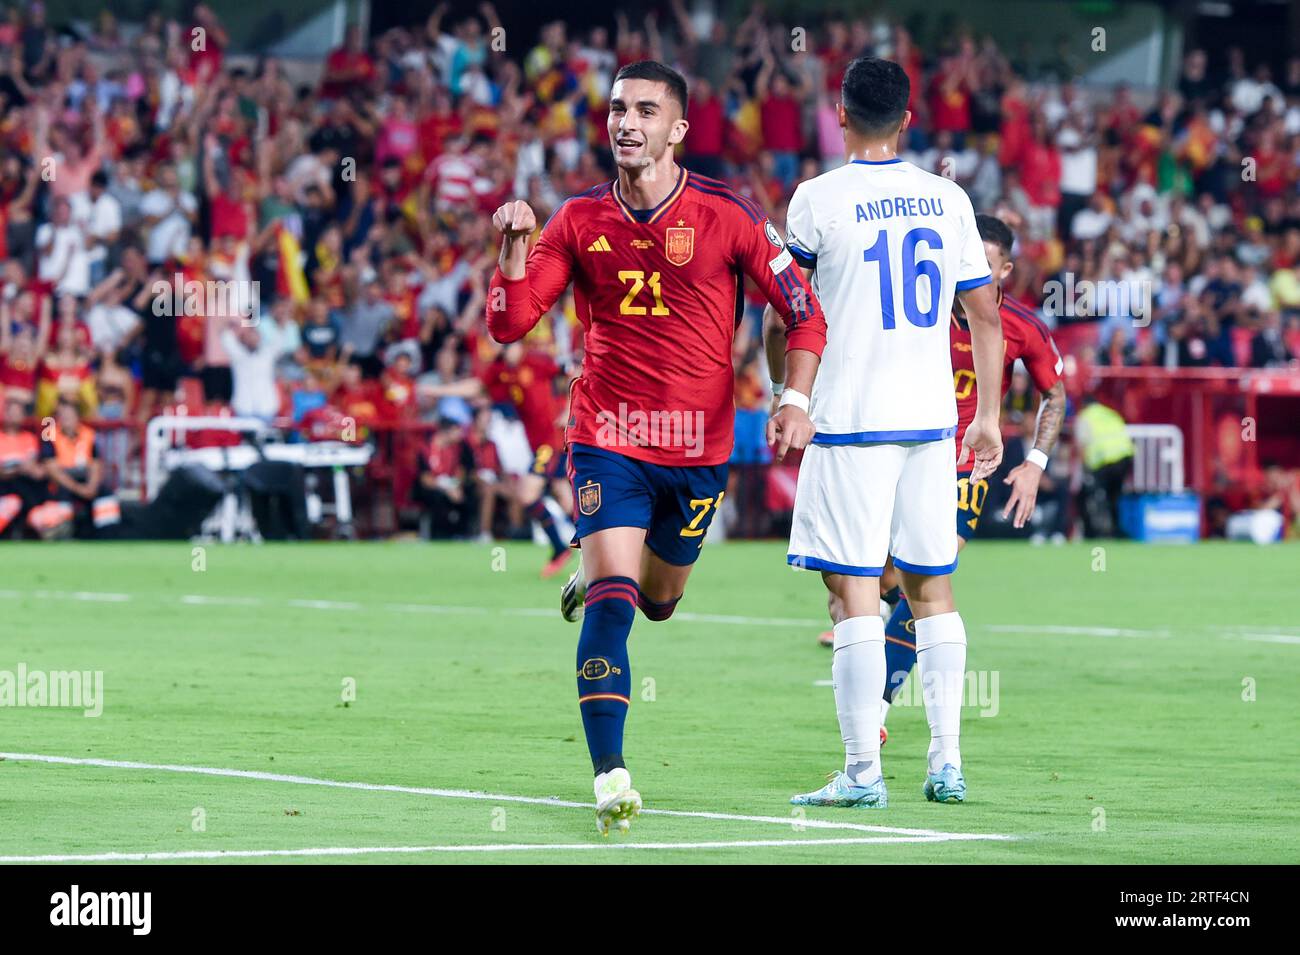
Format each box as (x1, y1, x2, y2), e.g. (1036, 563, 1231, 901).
(492, 200, 537, 239)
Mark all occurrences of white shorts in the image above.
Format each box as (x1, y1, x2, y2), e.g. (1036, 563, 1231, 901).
(787, 438, 958, 576)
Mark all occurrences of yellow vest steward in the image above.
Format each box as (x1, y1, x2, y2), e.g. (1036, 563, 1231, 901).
(1078, 403, 1134, 470)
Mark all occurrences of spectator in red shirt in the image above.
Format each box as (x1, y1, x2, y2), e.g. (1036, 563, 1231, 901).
(381, 349, 418, 416)
(415, 417, 475, 539)
(998, 78, 1032, 169)
(0, 297, 49, 395)
(1020, 118, 1062, 240)
(332, 361, 388, 429)
(928, 48, 976, 142)
(465, 404, 507, 542)
(756, 45, 807, 190)
(321, 24, 377, 100)
(188, 5, 228, 84)
(684, 78, 726, 180)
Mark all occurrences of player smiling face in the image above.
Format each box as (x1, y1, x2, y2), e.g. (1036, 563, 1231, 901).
(606, 63, 689, 174)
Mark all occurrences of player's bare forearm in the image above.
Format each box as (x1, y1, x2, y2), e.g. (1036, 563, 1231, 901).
(497, 233, 529, 280)
(1002, 379, 1066, 528)
(761, 304, 787, 384)
(487, 199, 548, 343)
(958, 283, 1003, 423)
(418, 377, 484, 400)
(1033, 380, 1067, 456)
(766, 347, 820, 464)
(956, 282, 1004, 479)
(783, 347, 819, 399)
(491, 199, 536, 279)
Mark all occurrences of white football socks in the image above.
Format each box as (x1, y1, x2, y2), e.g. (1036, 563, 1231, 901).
(915, 611, 967, 773)
(831, 615, 886, 786)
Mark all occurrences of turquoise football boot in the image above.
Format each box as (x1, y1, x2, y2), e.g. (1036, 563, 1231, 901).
(790, 771, 888, 808)
(922, 763, 966, 803)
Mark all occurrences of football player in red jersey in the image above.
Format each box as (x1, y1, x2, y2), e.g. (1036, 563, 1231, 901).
(807, 215, 1067, 739)
(486, 60, 827, 835)
(422, 340, 577, 576)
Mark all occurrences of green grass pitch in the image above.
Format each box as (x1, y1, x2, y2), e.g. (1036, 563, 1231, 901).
(1, 540, 1296, 864)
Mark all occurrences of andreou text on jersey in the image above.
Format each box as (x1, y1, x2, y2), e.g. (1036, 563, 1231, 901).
(855, 196, 946, 222)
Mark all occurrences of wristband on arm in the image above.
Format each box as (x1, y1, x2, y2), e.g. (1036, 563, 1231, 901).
(777, 389, 810, 414)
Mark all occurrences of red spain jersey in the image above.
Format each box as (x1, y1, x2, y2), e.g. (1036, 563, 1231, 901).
(481, 352, 564, 453)
(951, 290, 1063, 468)
(487, 169, 826, 466)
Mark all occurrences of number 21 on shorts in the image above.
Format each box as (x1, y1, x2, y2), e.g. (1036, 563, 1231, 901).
(680, 491, 726, 544)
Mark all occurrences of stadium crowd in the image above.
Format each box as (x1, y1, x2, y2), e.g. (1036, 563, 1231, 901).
(0, 2, 1298, 541)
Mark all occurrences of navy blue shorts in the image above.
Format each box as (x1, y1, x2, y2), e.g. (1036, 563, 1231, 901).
(956, 471, 989, 541)
(568, 442, 730, 566)
(530, 442, 567, 480)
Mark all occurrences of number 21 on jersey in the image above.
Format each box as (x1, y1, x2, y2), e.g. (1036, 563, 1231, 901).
(618, 270, 670, 316)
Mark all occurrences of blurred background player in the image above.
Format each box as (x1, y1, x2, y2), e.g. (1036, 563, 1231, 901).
(422, 339, 576, 573)
(769, 57, 1004, 810)
(486, 60, 826, 835)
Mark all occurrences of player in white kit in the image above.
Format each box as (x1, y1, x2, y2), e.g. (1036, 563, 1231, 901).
(765, 57, 1005, 807)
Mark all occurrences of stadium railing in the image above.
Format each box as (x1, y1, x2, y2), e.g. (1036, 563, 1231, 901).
(1088, 368, 1300, 495)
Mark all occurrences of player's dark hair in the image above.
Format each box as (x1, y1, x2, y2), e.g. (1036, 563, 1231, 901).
(976, 214, 1015, 258)
(841, 56, 910, 136)
(613, 60, 689, 116)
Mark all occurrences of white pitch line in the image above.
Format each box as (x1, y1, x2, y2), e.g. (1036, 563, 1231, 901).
(28, 589, 132, 603)
(0, 835, 982, 864)
(0, 588, 1293, 645)
(983, 624, 1170, 639)
(287, 599, 362, 611)
(0, 752, 1012, 842)
(387, 603, 489, 615)
(1225, 633, 1300, 645)
(673, 611, 827, 627)
(180, 595, 262, 607)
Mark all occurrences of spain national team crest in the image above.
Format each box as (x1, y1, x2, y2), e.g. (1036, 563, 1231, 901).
(579, 481, 602, 516)
(664, 226, 694, 267)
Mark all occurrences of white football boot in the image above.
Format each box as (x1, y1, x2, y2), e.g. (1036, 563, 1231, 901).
(594, 767, 641, 836)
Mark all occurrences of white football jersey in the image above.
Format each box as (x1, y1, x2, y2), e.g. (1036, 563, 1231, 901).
(785, 159, 991, 443)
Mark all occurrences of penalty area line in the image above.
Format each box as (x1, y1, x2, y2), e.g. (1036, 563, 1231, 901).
(0, 752, 1014, 843)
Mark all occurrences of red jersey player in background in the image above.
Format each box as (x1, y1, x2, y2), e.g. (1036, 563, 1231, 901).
(486, 61, 827, 836)
(422, 339, 577, 575)
(811, 215, 1068, 742)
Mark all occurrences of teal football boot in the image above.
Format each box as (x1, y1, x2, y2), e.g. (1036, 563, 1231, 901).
(922, 763, 966, 803)
(790, 771, 888, 808)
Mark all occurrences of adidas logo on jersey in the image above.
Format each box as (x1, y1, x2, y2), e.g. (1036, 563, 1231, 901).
(587, 235, 612, 252)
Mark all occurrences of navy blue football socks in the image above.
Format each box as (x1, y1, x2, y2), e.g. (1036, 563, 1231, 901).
(526, 498, 568, 558)
(577, 576, 638, 774)
(884, 597, 917, 703)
